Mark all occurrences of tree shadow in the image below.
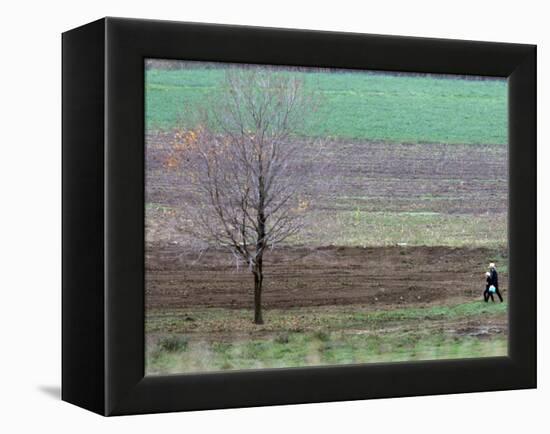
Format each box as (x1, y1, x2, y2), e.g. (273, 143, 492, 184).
(37, 385, 61, 400)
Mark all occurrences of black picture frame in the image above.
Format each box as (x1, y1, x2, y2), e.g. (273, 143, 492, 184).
(62, 17, 536, 416)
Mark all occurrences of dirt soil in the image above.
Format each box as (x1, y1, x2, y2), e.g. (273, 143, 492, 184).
(146, 244, 507, 310)
(145, 132, 508, 216)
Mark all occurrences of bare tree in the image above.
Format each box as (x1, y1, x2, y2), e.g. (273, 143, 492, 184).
(173, 69, 318, 324)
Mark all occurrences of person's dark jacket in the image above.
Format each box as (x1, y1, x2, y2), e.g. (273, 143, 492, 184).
(489, 269, 499, 290)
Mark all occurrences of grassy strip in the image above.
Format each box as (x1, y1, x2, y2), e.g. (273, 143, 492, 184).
(145, 205, 508, 248)
(146, 301, 507, 374)
(145, 68, 507, 145)
(146, 301, 507, 334)
(146, 325, 507, 375)
(146, 333, 507, 375)
(294, 210, 508, 248)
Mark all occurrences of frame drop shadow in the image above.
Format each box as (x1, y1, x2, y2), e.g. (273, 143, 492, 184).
(38, 385, 61, 400)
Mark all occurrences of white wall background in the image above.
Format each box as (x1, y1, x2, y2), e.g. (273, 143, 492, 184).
(0, 0, 546, 431)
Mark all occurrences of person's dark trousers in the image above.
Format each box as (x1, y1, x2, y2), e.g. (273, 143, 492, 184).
(484, 289, 495, 302)
(489, 269, 502, 302)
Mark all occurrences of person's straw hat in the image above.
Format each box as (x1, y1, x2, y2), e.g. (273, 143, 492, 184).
(489, 262, 496, 268)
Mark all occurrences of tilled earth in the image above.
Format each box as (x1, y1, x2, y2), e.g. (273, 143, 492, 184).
(146, 244, 507, 310)
(145, 132, 508, 215)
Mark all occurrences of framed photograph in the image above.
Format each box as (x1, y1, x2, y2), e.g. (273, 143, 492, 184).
(62, 17, 536, 416)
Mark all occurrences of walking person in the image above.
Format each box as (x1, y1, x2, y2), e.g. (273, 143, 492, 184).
(483, 271, 494, 302)
(487, 262, 504, 302)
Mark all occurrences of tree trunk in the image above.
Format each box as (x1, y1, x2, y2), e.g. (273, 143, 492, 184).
(254, 153, 266, 325)
(253, 264, 264, 325)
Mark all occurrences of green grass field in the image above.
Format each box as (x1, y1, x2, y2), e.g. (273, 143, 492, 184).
(145, 67, 507, 144)
(146, 301, 507, 374)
